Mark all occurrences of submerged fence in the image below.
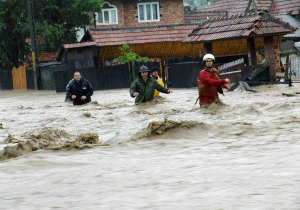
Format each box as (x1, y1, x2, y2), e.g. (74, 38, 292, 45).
(0, 69, 13, 90)
(11, 55, 251, 92)
(291, 56, 300, 79)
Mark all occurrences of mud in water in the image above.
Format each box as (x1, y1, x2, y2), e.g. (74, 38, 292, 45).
(1, 85, 300, 209)
(134, 118, 199, 139)
(0, 127, 103, 160)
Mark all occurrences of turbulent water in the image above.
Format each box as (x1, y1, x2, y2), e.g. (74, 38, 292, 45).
(1, 84, 300, 209)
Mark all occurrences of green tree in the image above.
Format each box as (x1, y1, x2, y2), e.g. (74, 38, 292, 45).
(0, 0, 30, 69)
(34, 0, 103, 52)
(114, 44, 149, 80)
(0, 0, 103, 69)
(184, 0, 196, 6)
(184, 0, 209, 7)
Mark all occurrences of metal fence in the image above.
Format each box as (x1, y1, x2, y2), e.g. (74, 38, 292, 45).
(98, 64, 130, 90)
(0, 69, 13, 90)
(291, 56, 300, 79)
(168, 62, 203, 88)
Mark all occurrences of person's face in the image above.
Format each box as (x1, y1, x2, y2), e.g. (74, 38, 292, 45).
(141, 71, 148, 79)
(205, 60, 213, 68)
(152, 70, 158, 78)
(74, 72, 81, 81)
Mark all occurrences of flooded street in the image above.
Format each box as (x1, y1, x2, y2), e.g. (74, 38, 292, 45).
(1, 84, 300, 209)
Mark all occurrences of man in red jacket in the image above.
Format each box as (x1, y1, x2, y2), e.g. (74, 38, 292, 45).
(197, 54, 231, 107)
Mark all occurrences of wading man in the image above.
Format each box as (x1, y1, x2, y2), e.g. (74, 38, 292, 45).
(151, 67, 164, 97)
(130, 65, 172, 105)
(197, 54, 230, 107)
(66, 71, 93, 105)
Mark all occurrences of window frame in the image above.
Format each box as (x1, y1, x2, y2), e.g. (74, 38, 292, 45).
(137, 2, 160, 23)
(96, 2, 118, 25)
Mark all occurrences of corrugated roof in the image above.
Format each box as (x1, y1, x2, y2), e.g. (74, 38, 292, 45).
(184, 11, 296, 43)
(274, 14, 300, 37)
(88, 24, 198, 47)
(269, 0, 300, 15)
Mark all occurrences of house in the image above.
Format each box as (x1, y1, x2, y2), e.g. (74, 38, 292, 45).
(56, 42, 98, 70)
(59, 0, 201, 67)
(25, 52, 61, 90)
(54, 0, 212, 89)
(80, 24, 200, 63)
(203, 0, 300, 74)
(93, 0, 185, 29)
(184, 11, 227, 24)
(183, 11, 296, 81)
(54, 0, 296, 90)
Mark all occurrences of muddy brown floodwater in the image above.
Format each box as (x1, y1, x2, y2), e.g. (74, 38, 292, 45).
(1, 84, 300, 209)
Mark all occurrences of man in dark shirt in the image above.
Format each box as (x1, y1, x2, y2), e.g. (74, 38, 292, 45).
(66, 71, 93, 105)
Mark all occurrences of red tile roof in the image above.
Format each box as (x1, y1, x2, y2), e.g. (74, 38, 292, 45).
(63, 42, 98, 49)
(27, 52, 59, 62)
(269, 0, 300, 15)
(184, 11, 296, 43)
(185, 11, 227, 24)
(230, 0, 250, 16)
(208, 0, 300, 15)
(87, 24, 198, 47)
(207, 0, 248, 16)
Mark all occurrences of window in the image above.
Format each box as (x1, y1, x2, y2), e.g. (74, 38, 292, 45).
(138, 2, 160, 22)
(97, 2, 118, 25)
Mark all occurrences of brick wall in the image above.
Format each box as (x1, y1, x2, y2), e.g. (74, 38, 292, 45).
(94, 0, 185, 29)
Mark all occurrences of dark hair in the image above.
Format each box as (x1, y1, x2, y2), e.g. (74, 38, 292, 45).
(151, 67, 159, 73)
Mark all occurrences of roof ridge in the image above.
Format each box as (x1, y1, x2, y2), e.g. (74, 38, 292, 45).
(89, 23, 199, 32)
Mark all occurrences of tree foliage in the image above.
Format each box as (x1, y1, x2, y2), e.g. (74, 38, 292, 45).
(114, 44, 149, 80)
(34, 0, 103, 52)
(114, 44, 149, 64)
(184, 0, 209, 7)
(0, 0, 103, 69)
(0, 0, 30, 69)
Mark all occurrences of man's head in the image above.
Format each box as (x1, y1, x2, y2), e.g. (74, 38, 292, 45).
(74, 71, 81, 82)
(151, 67, 159, 78)
(139, 65, 150, 79)
(203, 54, 215, 68)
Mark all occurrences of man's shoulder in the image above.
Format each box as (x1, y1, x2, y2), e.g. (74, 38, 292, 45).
(149, 77, 159, 83)
(69, 79, 76, 85)
(133, 77, 141, 82)
(150, 77, 157, 81)
(81, 78, 91, 83)
(199, 69, 207, 75)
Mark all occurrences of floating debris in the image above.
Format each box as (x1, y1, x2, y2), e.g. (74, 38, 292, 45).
(83, 112, 92, 117)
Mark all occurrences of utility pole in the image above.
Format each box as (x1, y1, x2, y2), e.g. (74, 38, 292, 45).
(27, 0, 38, 90)
(93, 10, 97, 28)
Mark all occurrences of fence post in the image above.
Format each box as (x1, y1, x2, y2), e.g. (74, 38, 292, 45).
(161, 59, 166, 85)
